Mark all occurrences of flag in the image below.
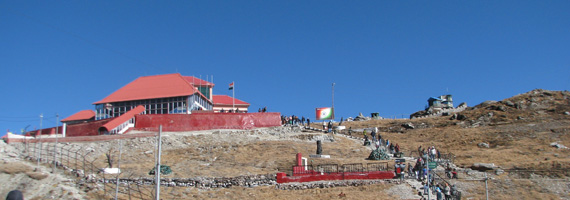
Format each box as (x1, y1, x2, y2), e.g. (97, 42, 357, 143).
(316, 107, 334, 120)
(229, 82, 234, 90)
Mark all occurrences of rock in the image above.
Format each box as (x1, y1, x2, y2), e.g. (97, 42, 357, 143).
(497, 106, 506, 112)
(471, 163, 496, 171)
(550, 142, 567, 149)
(26, 171, 49, 180)
(144, 150, 153, 155)
(480, 100, 498, 107)
(503, 100, 515, 107)
(478, 143, 490, 148)
(401, 123, 415, 129)
(450, 114, 457, 120)
(457, 114, 467, 121)
(495, 169, 504, 175)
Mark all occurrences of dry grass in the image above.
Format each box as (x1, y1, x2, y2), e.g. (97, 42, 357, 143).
(99, 183, 397, 200)
(82, 89, 570, 200)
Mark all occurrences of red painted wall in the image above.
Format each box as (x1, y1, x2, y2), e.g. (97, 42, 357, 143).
(134, 112, 281, 132)
(276, 171, 396, 183)
(66, 119, 112, 137)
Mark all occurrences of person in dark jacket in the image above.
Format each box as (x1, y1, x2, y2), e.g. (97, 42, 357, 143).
(6, 190, 24, 200)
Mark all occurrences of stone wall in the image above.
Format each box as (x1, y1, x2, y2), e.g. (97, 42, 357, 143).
(411, 103, 468, 119)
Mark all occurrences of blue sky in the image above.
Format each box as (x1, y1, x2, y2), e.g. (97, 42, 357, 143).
(1, 1, 569, 135)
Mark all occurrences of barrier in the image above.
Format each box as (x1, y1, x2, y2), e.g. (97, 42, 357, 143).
(134, 112, 281, 132)
(278, 162, 395, 183)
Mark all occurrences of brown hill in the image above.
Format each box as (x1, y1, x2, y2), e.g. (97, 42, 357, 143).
(337, 89, 570, 171)
(1, 89, 569, 200)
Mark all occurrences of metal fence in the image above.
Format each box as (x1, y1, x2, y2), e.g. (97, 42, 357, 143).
(292, 162, 389, 175)
(13, 140, 151, 200)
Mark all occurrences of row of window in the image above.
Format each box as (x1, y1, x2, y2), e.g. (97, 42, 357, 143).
(95, 95, 212, 120)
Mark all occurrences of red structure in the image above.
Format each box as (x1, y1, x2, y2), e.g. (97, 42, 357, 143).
(134, 112, 281, 132)
(276, 171, 396, 183)
(13, 74, 276, 142)
(276, 153, 396, 183)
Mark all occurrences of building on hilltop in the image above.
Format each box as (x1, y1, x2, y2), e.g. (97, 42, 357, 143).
(93, 73, 250, 120)
(213, 95, 250, 113)
(17, 73, 277, 138)
(61, 110, 96, 125)
(410, 94, 467, 119)
(427, 94, 453, 109)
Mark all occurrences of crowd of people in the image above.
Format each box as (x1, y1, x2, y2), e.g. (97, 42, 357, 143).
(280, 118, 460, 199)
(280, 115, 310, 126)
(355, 127, 459, 200)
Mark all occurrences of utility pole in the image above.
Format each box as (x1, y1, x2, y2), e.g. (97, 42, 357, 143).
(53, 113, 59, 173)
(115, 139, 123, 200)
(485, 172, 489, 200)
(155, 125, 162, 200)
(38, 113, 43, 166)
(426, 155, 430, 200)
(332, 83, 335, 119)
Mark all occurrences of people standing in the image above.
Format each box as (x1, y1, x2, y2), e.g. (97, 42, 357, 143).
(444, 183, 451, 200)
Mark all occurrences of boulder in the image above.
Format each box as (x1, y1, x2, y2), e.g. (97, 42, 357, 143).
(495, 168, 505, 175)
(478, 143, 490, 148)
(550, 142, 568, 149)
(503, 100, 515, 107)
(471, 163, 496, 171)
(480, 100, 498, 107)
(457, 114, 468, 121)
(401, 123, 415, 129)
(450, 114, 457, 120)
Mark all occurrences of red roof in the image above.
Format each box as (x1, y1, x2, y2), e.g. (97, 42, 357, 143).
(101, 105, 146, 132)
(94, 73, 208, 104)
(61, 110, 95, 122)
(183, 76, 214, 87)
(213, 95, 250, 106)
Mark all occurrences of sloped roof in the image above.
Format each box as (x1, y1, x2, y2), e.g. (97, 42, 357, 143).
(94, 73, 201, 104)
(101, 105, 146, 132)
(183, 76, 214, 87)
(212, 95, 250, 106)
(61, 110, 96, 122)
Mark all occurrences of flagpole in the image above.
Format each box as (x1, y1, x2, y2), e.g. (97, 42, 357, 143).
(232, 81, 235, 110)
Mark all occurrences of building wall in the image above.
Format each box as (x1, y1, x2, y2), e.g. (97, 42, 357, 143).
(66, 118, 113, 137)
(134, 112, 281, 132)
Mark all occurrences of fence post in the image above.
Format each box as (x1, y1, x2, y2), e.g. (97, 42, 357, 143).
(66, 146, 70, 168)
(75, 147, 81, 171)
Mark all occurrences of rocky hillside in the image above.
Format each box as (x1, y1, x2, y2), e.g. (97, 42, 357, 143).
(0, 89, 568, 200)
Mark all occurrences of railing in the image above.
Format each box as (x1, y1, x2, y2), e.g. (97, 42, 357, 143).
(110, 117, 136, 134)
(291, 162, 390, 175)
(12, 140, 148, 199)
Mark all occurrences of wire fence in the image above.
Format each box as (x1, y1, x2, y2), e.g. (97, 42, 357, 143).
(12, 140, 152, 200)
